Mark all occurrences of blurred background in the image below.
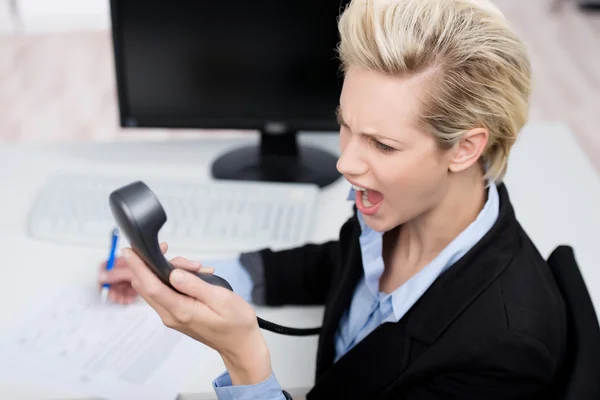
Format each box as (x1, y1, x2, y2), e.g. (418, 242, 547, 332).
(0, 0, 599, 174)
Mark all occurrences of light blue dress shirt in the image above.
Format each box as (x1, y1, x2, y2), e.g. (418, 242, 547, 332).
(209, 183, 500, 400)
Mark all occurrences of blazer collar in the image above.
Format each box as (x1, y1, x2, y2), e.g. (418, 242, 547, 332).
(406, 183, 520, 344)
(315, 209, 363, 377)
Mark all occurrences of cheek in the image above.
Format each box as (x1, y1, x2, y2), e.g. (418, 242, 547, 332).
(380, 153, 448, 213)
(380, 155, 440, 190)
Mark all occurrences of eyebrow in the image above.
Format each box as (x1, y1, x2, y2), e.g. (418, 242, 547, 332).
(335, 106, 404, 145)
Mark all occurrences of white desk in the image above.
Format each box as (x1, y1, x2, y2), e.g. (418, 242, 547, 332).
(0, 124, 598, 400)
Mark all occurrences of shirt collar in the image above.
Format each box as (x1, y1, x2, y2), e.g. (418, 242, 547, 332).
(347, 182, 500, 319)
(346, 183, 499, 236)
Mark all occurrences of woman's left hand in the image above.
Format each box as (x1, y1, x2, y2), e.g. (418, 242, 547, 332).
(122, 246, 272, 386)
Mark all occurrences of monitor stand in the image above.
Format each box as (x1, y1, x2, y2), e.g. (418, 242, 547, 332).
(210, 130, 341, 188)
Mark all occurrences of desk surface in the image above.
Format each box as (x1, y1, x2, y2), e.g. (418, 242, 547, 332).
(0, 124, 599, 400)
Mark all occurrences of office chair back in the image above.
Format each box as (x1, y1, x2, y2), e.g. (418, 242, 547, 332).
(546, 245, 600, 400)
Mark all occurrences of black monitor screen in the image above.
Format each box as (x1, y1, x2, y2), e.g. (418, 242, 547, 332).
(111, 0, 347, 131)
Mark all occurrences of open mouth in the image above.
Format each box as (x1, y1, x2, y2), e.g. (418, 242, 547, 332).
(352, 184, 384, 215)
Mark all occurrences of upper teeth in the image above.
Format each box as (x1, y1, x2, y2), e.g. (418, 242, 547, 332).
(352, 184, 367, 191)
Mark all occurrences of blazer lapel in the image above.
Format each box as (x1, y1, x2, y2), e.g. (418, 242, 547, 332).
(406, 183, 519, 345)
(315, 210, 363, 378)
(310, 205, 412, 399)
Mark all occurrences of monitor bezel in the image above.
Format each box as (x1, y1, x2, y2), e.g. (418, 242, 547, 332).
(109, 0, 343, 133)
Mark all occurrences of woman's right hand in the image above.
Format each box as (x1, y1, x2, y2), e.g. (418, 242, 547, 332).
(97, 242, 214, 304)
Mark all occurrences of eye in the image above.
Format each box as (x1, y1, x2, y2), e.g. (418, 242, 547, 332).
(370, 139, 395, 154)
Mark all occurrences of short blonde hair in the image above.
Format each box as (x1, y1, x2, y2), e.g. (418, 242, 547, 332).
(337, 0, 532, 183)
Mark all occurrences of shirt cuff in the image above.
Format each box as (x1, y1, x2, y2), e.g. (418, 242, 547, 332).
(201, 257, 254, 303)
(213, 370, 286, 400)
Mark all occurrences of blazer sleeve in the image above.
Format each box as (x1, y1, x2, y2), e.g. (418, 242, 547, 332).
(254, 215, 356, 306)
(258, 239, 341, 306)
(402, 331, 560, 400)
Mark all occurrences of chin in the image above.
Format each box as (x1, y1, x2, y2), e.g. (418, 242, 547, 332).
(361, 213, 397, 233)
(361, 204, 411, 233)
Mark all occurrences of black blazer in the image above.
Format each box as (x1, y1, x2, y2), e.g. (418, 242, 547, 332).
(257, 184, 567, 399)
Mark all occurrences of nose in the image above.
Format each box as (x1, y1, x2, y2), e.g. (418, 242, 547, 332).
(336, 136, 369, 177)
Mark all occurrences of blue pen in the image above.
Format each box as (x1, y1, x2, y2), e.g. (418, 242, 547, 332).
(100, 228, 119, 303)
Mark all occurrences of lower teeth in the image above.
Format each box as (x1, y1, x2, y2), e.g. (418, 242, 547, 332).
(362, 190, 373, 207)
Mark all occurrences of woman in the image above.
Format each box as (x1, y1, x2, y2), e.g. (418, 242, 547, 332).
(99, 0, 567, 398)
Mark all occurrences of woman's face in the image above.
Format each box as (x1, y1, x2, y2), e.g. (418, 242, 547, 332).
(336, 66, 454, 233)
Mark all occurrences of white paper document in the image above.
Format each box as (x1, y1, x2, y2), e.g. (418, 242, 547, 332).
(0, 288, 207, 400)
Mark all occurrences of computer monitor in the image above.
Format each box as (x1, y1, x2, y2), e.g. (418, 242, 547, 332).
(109, 0, 349, 188)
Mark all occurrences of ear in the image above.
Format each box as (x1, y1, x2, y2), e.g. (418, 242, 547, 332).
(448, 128, 489, 173)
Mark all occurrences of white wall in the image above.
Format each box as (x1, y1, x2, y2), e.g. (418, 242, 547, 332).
(9, 0, 109, 34)
(0, 0, 16, 34)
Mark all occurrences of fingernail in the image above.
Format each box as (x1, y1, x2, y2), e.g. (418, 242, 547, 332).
(171, 269, 186, 285)
(99, 272, 108, 282)
(122, 249, 130, 260)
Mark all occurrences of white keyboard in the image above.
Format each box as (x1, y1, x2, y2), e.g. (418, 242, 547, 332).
(28, 174, 320, 253)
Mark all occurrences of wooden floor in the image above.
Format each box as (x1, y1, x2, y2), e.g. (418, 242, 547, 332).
(0, 1, 599, 174)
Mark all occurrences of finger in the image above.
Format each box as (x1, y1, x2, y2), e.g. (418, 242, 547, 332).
(160, 242, 168, 254)
(109, 290, 128, 305)
(109, 290, 119, 303)
(113, 285, 138, 305)
(98, 256, 128, 272)
(130, 276, 179, 321)
(170, 257, 215, 275)
(124, 247, 195, 316)
(169, 269, 228, 313)
(123, 287, 138, 304)
(104, 282, 131, 302)
(110, 282, 134, 296)
(99, 267, 133, 284)
(115, 293, 127, 305)
(124, 247, 169, 294)
(124, 285, 138, 297)
(170, 257, 203, 272)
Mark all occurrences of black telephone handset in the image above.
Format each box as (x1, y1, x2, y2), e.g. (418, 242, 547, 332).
(108, 181, 320, 336)
(108, 181, 233, 292)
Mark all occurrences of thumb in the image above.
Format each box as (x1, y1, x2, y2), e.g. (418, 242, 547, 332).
(169, 269, 227, 309)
